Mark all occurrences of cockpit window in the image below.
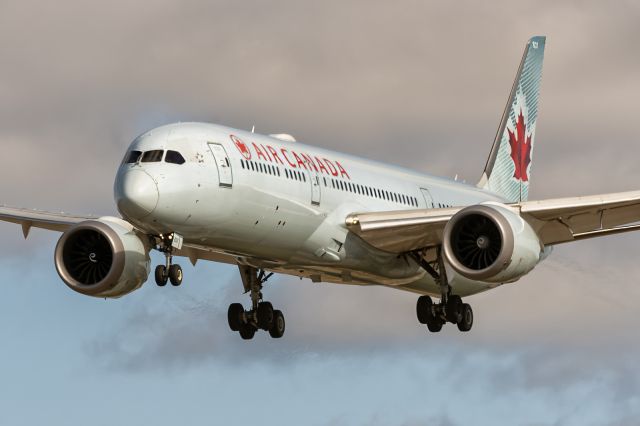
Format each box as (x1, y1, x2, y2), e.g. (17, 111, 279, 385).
(165, 150, 186, 165)
(141, 150, 164, 163)
(123, 150, 142, 164)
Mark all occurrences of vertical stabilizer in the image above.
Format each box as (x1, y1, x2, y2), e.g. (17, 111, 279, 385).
(477, 36, 546, 202)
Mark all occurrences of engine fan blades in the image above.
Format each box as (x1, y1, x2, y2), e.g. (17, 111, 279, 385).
(63, 230, 114, 285)
(452, 215, 502, 270)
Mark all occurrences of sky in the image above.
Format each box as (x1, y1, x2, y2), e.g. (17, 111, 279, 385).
(1, 0, 640, 425)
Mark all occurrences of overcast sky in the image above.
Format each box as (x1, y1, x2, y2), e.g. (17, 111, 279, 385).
(1, 1, 640, 425)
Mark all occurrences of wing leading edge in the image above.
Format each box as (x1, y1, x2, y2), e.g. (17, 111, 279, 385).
(0, 206, 95, 238)
(346, 190, 640, 253)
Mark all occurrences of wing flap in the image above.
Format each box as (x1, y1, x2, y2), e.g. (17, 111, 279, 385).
(520, 190, 640, 244)
(346, 208, 458, 253)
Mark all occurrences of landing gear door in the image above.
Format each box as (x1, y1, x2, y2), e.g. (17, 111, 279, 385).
(207, 143, 233, 187)
(420, 188, 434, 208)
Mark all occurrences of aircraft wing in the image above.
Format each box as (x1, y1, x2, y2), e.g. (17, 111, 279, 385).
(345, 190, 640, 253)
(0, 206, 95, 238)
(0, 205, 242, 268)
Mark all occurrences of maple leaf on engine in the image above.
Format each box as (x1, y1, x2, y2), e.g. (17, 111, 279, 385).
(507, 109, 532, 182)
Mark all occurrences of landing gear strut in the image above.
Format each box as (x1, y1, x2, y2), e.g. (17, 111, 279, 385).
(414, 247, 474, 333)
(153, 234, 183, 287)
(228, 266, 285, 340)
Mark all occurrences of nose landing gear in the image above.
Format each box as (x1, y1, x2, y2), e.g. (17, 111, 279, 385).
(227, 266, 285, 340)
(153, 234, 183, 287)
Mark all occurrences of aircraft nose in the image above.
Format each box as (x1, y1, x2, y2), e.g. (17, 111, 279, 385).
(115, 170, 159, 219)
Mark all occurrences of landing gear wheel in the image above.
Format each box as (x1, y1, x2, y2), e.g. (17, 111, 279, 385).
(228, 303, 244, 331)
(169, 264, 183, 286)
(155, 265, 168, 286)
(457, 303, 473, 332)
(446, 295, 463, 323)
(416, 296, 434, 324)
(257, 301, 274, 330)
(239, 324, 256, 340)
(269, 310, 285, 338)
(426, 318, 443, 333)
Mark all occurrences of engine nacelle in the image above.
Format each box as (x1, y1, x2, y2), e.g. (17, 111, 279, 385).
(54, 217, 151, 298)
(443, 203, 542, 283)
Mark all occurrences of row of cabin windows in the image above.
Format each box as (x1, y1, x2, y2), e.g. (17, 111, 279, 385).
(240, 159, 281, 177)
(285, 168, 306, 182)
(123, 150, 186, 165)
(324, 177, 418, 207)
(240, 159, 418, 208)
(240, 159, 308, 182)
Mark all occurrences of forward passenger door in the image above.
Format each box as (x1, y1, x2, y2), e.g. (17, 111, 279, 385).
(207, 143, 233, 187)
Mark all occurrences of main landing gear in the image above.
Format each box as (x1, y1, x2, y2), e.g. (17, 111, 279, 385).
(153, 234, 183, 287)
(414, 247, 474, 333)
(227, 266, 285, 340)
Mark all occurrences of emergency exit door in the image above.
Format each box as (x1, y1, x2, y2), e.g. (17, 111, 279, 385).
(420, 188, 434, 208)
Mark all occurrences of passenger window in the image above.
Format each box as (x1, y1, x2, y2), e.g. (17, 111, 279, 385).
(123, 150, 142, 164)
(165, 150, 185, 165)
(141, 150, 164, 163)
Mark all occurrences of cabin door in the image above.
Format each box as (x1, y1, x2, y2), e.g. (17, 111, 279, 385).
(208, 143, 233, 187)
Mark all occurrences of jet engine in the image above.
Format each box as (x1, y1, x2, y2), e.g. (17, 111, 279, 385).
(54, 217, 151, 298)
(442, 203, 542, 283)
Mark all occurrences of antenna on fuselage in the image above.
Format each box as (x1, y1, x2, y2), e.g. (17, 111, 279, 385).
(251, 125, 255, 133)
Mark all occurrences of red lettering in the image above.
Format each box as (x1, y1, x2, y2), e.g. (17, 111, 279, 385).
(267, 146, 284, 165)
(292, 151, 308, 170)
(336, 161, 350, 179)
(252, 142, 268, 161)
(314, 156, 328, 174)
(260, 144, 273, 162)
(281, 148, 297, 168)
(301, 153, 319, 172)
(324, 159, 338, 176)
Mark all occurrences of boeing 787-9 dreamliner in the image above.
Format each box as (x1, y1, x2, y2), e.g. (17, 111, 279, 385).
(2, 36, 638, 339)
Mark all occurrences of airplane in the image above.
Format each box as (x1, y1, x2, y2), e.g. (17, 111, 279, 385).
(2, 35, 640, 340)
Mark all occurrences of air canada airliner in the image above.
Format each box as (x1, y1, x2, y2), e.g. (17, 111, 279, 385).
(3, 36, 639, 339)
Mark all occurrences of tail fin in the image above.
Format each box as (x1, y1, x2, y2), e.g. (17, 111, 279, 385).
(477, 36, 546, 202)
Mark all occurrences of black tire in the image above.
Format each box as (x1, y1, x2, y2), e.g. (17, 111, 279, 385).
(155, 265, 168, 286)
(227, 303, 244, 331)
(269, 310, 285, 338)
(169, 264, 183, 286)
(446, 295, 463, 323)
(416, 295, 433, 324)
(239, 324, 256, 340)
(257, 301, 274, 330)
(426, 318, 443, 333)
(457, 303, 473, 332)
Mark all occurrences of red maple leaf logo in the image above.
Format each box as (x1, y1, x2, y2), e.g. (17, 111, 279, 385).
(507, 109, 532, 182)
(230, 135, 251, 160)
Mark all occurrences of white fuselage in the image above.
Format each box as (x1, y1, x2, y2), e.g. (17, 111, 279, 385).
(114, 122, 506, 297)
